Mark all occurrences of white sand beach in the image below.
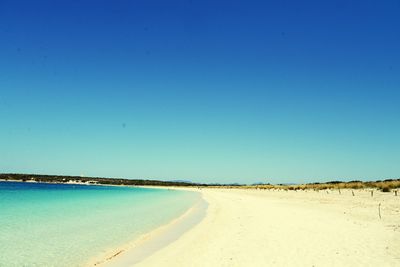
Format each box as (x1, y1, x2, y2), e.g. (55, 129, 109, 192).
(104, 188, 400, 267)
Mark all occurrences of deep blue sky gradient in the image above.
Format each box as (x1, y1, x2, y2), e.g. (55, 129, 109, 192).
(1, 0, 399, 183)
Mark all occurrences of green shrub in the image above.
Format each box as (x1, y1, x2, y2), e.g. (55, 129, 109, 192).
(381, 186, 391, 192)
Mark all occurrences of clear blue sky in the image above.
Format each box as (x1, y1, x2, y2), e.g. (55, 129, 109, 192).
(1, 0, 399, 184)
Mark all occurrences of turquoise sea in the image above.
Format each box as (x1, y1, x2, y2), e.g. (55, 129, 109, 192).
(0, 181, 200, 266)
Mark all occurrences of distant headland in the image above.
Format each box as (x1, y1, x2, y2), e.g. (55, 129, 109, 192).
(1, 173, 399, 192)
(0, 173, 202, 187)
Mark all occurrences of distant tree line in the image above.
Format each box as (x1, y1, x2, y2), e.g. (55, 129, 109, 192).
(1, 173, 399, 191)
(0, 173, 208, 187)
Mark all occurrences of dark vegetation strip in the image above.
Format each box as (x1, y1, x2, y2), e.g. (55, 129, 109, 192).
(1, 174, 399, 192)
(0, 173, 206, 187)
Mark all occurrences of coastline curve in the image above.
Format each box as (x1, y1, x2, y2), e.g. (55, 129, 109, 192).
(88, 189, 207, 267)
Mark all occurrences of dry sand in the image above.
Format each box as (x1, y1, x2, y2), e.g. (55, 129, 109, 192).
(105, 188, 400, 267)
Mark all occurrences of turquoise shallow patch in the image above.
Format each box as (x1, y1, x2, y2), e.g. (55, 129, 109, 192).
(0, 182, 199, 267)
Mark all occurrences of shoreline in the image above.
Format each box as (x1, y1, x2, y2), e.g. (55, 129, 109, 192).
(87, 187, 207, 267)
(134, 188, 399, 266)
(1, 181, 205, 266)
(5, 180, 399, 266)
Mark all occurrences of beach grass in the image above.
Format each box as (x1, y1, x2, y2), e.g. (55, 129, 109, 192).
(207, 179, 400, 192)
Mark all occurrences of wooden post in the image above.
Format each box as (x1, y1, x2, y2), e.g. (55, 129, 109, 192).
(378, 203, 382, 219)
(371, 190, 373, 197)
(352, 190, 355, 196)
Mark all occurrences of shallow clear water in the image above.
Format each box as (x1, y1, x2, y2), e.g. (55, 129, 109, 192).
(0, 181, 200, 267)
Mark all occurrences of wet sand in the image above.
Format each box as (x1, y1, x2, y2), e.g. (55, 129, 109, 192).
(102, 188, 400, 266)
